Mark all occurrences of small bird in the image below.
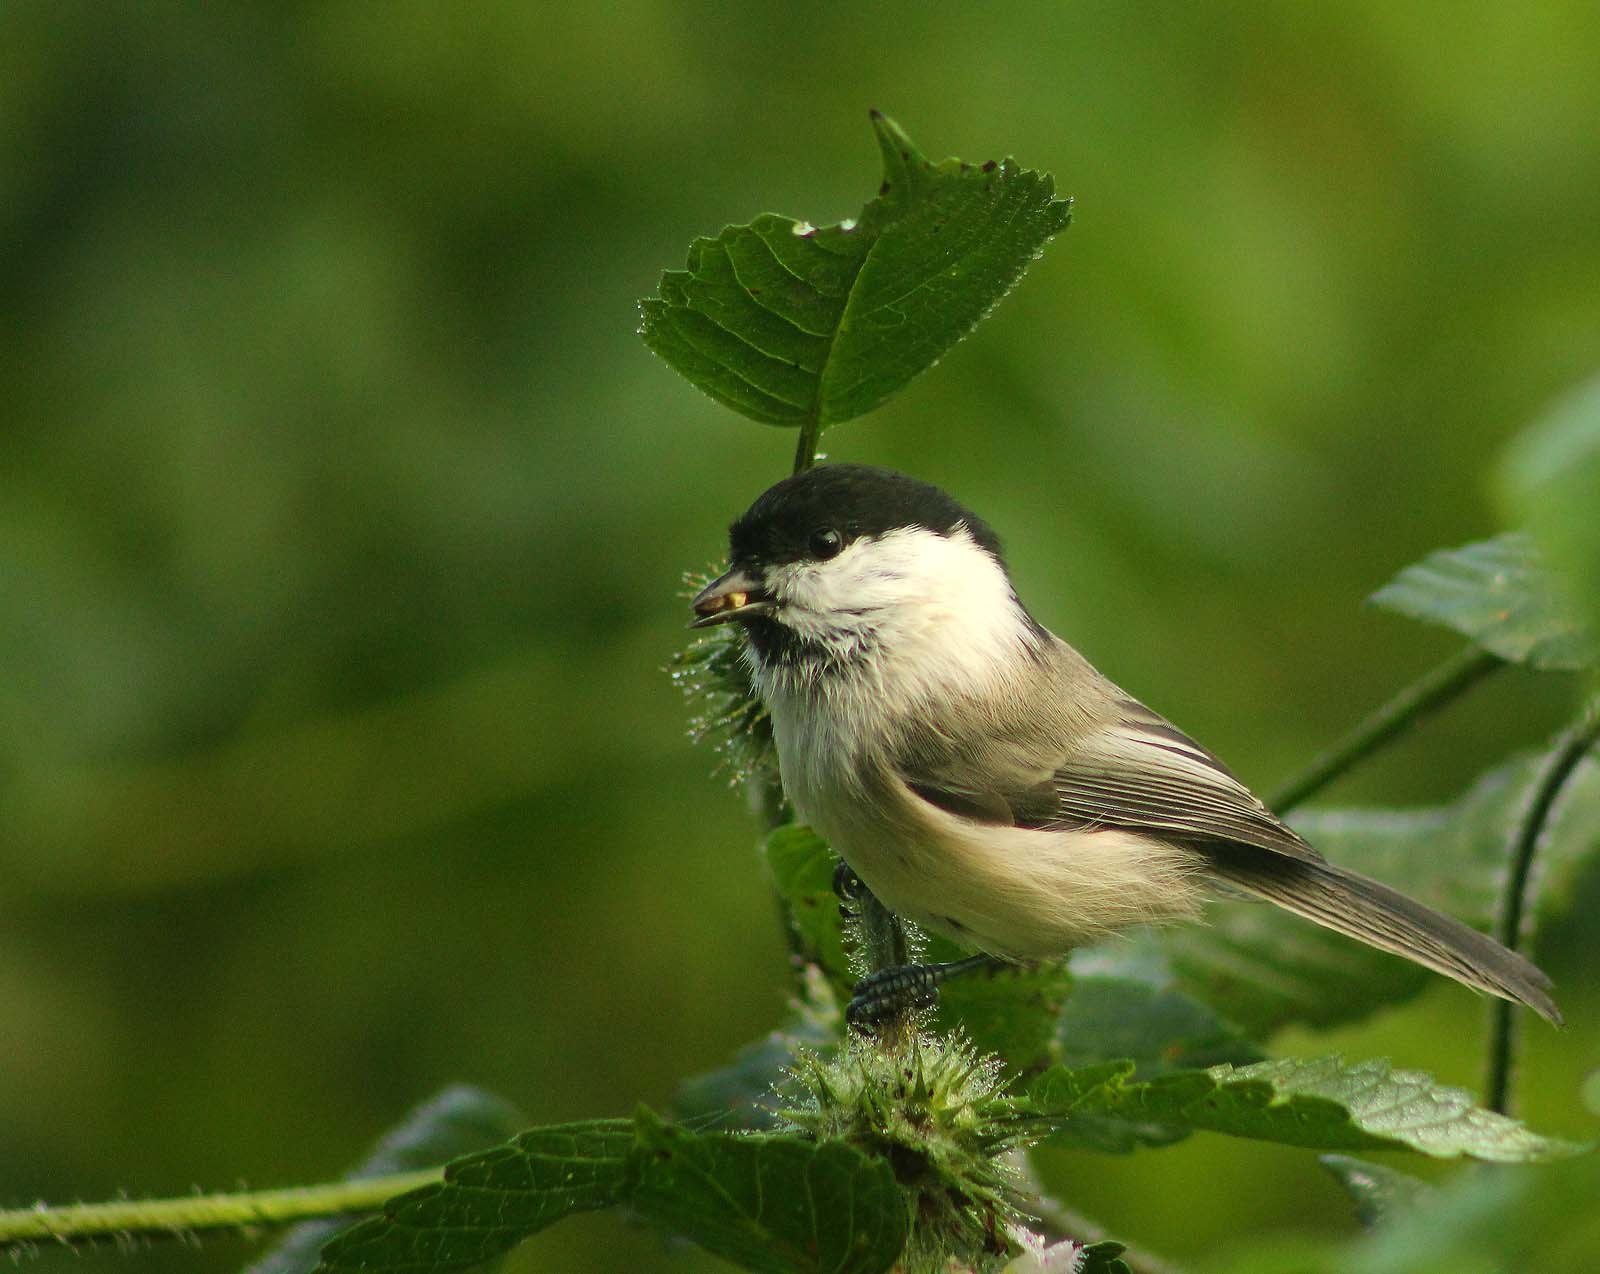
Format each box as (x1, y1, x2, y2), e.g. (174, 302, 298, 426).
(691, 464, 1561, 1028)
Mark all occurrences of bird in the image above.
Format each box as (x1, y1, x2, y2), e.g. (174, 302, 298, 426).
(689, 463, 1561, 1029)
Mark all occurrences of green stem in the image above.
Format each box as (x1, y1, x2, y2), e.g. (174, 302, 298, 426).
(0, 1169, 440, 1252)
(792, 415, 823, 474)
(1269, 646, 1505, 813)
(1485, 699, 1600, 1114)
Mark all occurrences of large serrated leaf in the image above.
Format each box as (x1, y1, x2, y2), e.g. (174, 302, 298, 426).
(249, 1085, 525, 1274)
(640, 112, 1071, 428)
(1500, 372, 1600, 646)
(630, 1108, 908, 1274)
(1369, 532, 1593, 669)
(933, 957, 1074, 1073)
(1158, 744, 1600, 1037)
(314, 1120, 635, 1273)
(1059, 938, 1261, 1078)
(1026, 1055, 1583, 1161)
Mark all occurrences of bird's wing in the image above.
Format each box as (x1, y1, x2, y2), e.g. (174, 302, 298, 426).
(1044, 698, 1320, 861)
(896, 695, 1320, 864)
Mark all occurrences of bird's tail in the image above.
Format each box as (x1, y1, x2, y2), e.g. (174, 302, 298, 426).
(1208, 852, 1562, 1027)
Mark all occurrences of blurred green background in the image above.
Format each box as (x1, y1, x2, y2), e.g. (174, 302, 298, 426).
(3, 3, 1597, 1270)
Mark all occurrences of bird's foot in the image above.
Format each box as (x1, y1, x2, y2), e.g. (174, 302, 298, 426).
(846, 954, 1000, 1031)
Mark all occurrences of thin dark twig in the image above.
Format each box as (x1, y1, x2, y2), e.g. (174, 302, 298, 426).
(1270, 646, 1505, 813)
(1486, 698, 1600, 1114)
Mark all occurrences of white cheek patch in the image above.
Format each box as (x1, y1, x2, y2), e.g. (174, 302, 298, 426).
(754, 524, 1038, 734)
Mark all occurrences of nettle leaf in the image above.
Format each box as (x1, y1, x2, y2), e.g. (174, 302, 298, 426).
(1159, 745, 1600, 1037)
(631, 1108, 908, 1274)
(1226, 1139, 1600, 1273)
(1026, 1055, 1583, 1161)
(314, 1110, 909, 1274)
(933, 957, 1073, 1073)
(1060, 938, 1261, 1078)
(252, 1085, 525, 1274)
(1501, 372, 1600, 645)
(1318, 1154, 1434, 1230)
(640, 112, 1071, 428)
(1369, 532, 1594, 670)
(315, 1120, 635, 1273)
(764, 823, 853, 992)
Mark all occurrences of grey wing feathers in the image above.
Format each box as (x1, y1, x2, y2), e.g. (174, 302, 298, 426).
(891, 681, 1562, 1024)
(1044, 698, 1321, 862)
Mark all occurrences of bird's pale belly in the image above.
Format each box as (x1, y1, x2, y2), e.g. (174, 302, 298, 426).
(775, 722, 1206, 960)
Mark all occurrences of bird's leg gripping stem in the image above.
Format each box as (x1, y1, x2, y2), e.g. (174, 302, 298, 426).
(846, 954, 1003, 1030)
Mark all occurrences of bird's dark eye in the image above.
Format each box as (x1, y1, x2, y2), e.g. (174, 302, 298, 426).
(809, 527, 843, 560)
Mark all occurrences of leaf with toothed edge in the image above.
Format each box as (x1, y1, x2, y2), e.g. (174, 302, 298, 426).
(640, 112, 1072, 428)
(1025, 1054, 1584, 1161)
(314, 1109, 908, 1274)
(629, 1108, 908, 1274)
(314, 1120, 636, 1273)
(1369, 531, 1594, 670)
(249, 1085, 526, 1274)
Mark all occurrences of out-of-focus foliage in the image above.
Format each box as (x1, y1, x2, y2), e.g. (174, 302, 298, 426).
(1500, 374, 1600, 644)
(3, 3, 1600, 1272)
(1368, 534, 1594, 671)
(249, 1086, 526, 1274)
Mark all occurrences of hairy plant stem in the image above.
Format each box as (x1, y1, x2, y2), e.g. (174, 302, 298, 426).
(1485, 698, 1600, 1114)
(1269, 645, 1505, 813)
(0, 1171, 440, 1253)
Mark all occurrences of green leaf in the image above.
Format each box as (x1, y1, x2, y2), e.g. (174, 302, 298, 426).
(1369, 532, 1593, 670)
(764, 823, 852, 993)
(249, 1086, 525, 1274)
(1223, 1142, 1600, 1273)
(934, 958, 1073, 1073)
(640, 112, 1071, 428)
(1501, 372, 1600, 646)
(630, 1107, 908, 1274)
(1318, 1154, 1434, 1230)
(1159, 744, 1600, 1036)
(1026, 1055, 1584, 1161)
(1061, 938, 1261, 1078)
(314, 1120, 636, 1273)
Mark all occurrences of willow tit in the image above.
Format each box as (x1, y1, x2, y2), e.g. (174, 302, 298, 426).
(691, 464, 1560, 1028)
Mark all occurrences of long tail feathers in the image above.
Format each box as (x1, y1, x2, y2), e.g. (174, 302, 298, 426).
(1208, 853, 1563, 1027)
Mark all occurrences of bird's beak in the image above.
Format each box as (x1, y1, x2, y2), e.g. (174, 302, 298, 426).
(689, 567, 774, 628)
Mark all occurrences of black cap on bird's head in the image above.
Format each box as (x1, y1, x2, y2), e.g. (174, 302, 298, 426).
(690, 465, 1007, 628)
